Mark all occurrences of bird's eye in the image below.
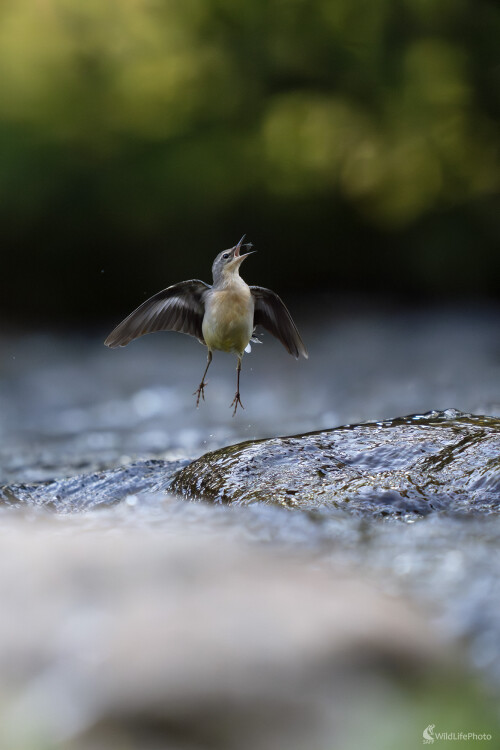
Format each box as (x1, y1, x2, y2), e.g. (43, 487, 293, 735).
(222, 253, 229, 259)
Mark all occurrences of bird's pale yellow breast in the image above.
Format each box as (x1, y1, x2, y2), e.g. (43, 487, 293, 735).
(202, 281, 254, 354)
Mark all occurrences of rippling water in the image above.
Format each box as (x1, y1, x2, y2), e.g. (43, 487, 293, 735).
(3, 302, 500, 481)
(2, 303, 500, 746)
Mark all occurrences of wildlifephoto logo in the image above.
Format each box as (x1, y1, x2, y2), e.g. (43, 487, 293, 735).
(423, 724, 492, 744)
(423, 725, 435, 744)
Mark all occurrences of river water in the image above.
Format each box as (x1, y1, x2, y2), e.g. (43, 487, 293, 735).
(3, 301, 500, 480)
(1, 301, 500, 748)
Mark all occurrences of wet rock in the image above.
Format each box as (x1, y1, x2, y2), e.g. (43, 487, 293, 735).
(171, 410, 500, 517)
(3, 410, 500, 518)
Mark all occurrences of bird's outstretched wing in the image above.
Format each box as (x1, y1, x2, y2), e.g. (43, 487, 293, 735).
(250, 286, 308, 359)
(104, 280, 210, 348)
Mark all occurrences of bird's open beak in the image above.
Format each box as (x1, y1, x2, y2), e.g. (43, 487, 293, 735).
(233, 235, 255, 261)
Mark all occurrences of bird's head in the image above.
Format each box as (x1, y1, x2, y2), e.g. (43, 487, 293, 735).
(212, 235, 255, 285)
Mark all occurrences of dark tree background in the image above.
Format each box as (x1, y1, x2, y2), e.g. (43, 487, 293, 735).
(0, 0, 499, 325)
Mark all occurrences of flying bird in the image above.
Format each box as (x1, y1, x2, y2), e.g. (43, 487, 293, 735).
(104, 236, 308, 415)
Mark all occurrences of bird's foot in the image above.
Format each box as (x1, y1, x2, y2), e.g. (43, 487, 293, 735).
(230, 391, 244, 416)
(193, 381, 207, 408)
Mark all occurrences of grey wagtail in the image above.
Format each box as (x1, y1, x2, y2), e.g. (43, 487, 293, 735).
(104, 236, 308, 415)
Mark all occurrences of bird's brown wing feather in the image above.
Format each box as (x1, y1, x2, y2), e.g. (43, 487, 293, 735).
(104, 280, 210, 348)
(250, 286, 308, 359)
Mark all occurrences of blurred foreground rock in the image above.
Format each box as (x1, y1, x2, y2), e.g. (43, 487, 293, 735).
(0, 519, 486, 750)
(172, 410, 500, 517)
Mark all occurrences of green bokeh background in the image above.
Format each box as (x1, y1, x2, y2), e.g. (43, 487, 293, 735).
(1, 0, 499, 323)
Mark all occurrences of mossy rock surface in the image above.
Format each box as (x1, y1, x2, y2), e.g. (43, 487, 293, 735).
(171, 410, 500, 517)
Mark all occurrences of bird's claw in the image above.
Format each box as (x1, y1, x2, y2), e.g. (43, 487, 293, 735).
(230, 391, 244, 416)
(193, 381, 207, 408)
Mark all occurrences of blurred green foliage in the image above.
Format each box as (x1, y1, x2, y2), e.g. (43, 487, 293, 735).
(0, 0, 499, 321)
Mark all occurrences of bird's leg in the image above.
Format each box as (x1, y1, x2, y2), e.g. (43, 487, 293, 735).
(193, 350, 212, 407)
(230, 356, 244, 416)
